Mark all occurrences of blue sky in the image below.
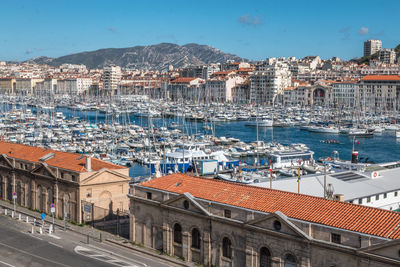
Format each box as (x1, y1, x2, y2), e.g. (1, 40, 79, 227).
(1, 0, 399, 61)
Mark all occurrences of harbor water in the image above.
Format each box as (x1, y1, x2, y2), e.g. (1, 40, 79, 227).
(2, 104, 400, 177)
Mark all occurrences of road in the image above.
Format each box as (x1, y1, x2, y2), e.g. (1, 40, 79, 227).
(0, 214, 180, 267)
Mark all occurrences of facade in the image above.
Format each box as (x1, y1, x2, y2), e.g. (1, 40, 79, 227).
(364, 39, 382, 57)
(129, 174, 400, 266)
(14, 78, 43, 96)
(0, 142, 130, 223)
(167, 77, 204, 102)
(283, 85, 332, 107)
(205, 72, 244, 102)
(332, 81, 357, 108)
(250, 63, 291, 104)
(357, 75, 400, 112)
(56, 78, 92, 96)
(0, 78, 15, 94)
(102, 65, 122, 95)
(34, 78, 57, 96)
(379, 49, 397, 64)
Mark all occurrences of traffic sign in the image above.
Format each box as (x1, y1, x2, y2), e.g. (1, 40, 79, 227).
(12, 192, 17, 199)
(50, 203, 55, 213)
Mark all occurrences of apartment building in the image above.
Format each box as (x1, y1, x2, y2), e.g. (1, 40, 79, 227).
(332, 81, 357, 107)
(379, 49, 397, 64)
(357, 75, 400, 112)
(167, 77, 204, 102)
(364, 39, 382, 57)
(102, 65, 121, 95)
(250, 63, 291, 104)
(205, 71, 244, 102)
(57, 77, 92, 96)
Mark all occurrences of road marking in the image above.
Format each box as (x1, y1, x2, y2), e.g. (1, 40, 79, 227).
(0, 241, 72, 267)
(48, 241, 63, 248)
(87, 244, 148, 266)
(0, 260, 16, 267)
(75, 246, 144, 267)
(47, 234, 61, 239)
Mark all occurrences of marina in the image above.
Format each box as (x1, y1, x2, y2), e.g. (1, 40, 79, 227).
(0, 95, 399, 181)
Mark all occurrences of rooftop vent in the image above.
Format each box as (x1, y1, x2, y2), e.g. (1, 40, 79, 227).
(39, 153, 55, 162)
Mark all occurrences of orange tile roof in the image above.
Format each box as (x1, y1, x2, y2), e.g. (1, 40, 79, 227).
(139, 174, 400, 239)
(0, 141, 125, 172)
(171, 77, 198, 83)
(361, 75, 400, 81)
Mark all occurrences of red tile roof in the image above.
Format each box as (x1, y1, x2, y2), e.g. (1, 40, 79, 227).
(361, 75, 400, 81)
(139, 174, 400, 239)
(171, 77, 198, 83)
(0, 141, 125, 172)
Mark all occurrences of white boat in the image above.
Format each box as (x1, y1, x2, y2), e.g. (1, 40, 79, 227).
(396, 130, 400, 138)
(270, 150, 314, 169)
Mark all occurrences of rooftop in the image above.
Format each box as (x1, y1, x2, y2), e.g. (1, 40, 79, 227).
(139, 173, 400, 239)
(0, 141, 125, 172)
(361, 75, 400, 81)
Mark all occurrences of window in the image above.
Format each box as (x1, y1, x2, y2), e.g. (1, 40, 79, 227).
(191, 228, 201, 249)
(284, 253, 297, 267)
(331, 233, 341, 244)
(260, 247, 271, 267)
(146, 192, 152, 200)
(173, 223, 182, 244)
(367, 197, 371, 203)
(384, 193, 387, 199)
(183, 200, 189, 209)
(358, 198, 363, 204)
(395, 192, 398, 197)
(71, 175, 76, 181)
(376, 194, 379, 200)
(273, 220, 282, 231)
(224, 209, 231, 218)
(61, 173, 64, 179)
(222, 237, 232, 259)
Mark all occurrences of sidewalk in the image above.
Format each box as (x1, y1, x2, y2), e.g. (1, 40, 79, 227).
(0, 200, 196, 267)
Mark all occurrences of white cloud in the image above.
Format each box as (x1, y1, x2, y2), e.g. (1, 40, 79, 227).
(358, 27, 369, 35)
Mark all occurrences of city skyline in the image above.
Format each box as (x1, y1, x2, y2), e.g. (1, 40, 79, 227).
(1, 0, 399, 62)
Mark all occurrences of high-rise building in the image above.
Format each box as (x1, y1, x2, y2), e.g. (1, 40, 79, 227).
(102, 65, 121, 95)
(364, 39, 382, 57)
(379, 49, 397, 64)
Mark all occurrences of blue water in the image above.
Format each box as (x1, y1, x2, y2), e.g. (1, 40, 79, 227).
(2, 104, 400, 177)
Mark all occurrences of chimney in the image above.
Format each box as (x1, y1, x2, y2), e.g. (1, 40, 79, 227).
(86, 156, 92, 172)
(333, 194, 344, 202)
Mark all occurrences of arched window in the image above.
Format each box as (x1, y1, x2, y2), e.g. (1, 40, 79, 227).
(191, 228, 201, 249)
(37, 185, 43, 211)
(173, 223, 182, 244)
(222, 237, 232, 259)
(284, 253, 297, 267)
(260, 247, 271, 267)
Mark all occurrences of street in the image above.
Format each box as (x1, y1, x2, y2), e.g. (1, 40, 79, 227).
(0, 214, 179, 267)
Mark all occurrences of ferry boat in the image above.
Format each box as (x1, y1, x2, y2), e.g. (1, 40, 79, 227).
(270, 150, 314, 169)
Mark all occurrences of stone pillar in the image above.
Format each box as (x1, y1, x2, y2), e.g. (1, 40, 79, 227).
(129, 201, 136, 242)
(31, 179, 36, 210)
(245, 247, 256, 267)
(44, 190, 48, 213)
(54, 183, 59, 218)
(11, 171, 16, 195)
(1, 176, 6, 200)
(163, 222, 171, 255)
(203, 231, 212, 267)
(182, 231, 189, 261)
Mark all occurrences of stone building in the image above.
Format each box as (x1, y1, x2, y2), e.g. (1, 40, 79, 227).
(0, 142, 130, 223)
(129, 174, 400, 267)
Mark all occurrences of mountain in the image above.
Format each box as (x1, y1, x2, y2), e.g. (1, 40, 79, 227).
(27, 43, 247, 70)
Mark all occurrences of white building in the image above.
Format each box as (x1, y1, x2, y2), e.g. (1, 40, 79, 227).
(205, 72, 245, 102)
(250, 62, 291, 104)
(364, 39, 382, 57)
(332, 81, 357, 107)
(379, 49, 397, 64)
(102, 65, 121, 95)
(57, 78, 92, 96)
